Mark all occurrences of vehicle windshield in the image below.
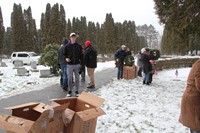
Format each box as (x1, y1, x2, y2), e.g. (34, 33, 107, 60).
(29, 52, 38, 57)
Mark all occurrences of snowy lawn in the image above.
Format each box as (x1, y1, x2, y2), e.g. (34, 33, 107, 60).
(0, 58, 192, 132)
(94, 68, 190, 133)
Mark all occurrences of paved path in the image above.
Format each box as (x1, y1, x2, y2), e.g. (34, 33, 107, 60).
(0, 68, 116, 114)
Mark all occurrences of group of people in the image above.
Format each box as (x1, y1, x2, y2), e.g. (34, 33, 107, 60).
(58, 32, 97, 97)
(115, 45, 200, 132)
(114, 45, 155, 85)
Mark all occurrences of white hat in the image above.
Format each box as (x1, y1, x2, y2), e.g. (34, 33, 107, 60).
(141, 48, 146, 53)
(70, 32, 76, 37)
(121, 45, 126, 48)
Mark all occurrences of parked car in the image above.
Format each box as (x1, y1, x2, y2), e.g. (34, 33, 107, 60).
(11, 52, 40, 65)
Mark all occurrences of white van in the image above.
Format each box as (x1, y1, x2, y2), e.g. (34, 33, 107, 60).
(11, 52, 40, 65)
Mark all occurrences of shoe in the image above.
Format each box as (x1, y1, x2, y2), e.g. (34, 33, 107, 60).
(66, 91, 72, 97)
(63, 87, 68, 91)
(87, 85, 95, 89)
(146, 82, 150, 85)
(81, 79, 85, 82)
(75, 91, 80, 97)
(143, 81, 146, 84)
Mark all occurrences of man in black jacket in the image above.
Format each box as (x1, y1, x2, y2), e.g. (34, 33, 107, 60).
(64, 33, 83, 97)
(58, 38, 68, 91)
(84, 40, 97, 89)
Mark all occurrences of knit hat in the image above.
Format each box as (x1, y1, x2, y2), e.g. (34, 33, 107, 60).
(85, 40, 91, 47)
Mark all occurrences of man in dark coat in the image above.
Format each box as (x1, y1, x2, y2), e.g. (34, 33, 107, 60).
(64, 33, 83, 97)
(84, 40, 97, 89)
(141, 47, 152, 85)
(58, 38, 68, 91)
(115, 45, 127, 79)
(179, 59, 200, 133)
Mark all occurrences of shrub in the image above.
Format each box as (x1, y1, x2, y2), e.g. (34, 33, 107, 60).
(39, 44, 60, 75)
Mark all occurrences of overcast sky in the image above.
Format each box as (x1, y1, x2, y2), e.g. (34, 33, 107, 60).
(0, 0, 164, 33)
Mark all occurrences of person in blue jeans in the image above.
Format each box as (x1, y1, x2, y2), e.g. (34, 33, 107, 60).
(115, 45, 127, 79)
(58, 39, 68, 91)
(141, 47, 152, 85)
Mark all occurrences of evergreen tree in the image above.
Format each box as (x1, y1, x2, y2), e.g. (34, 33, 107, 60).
(44, 3, 51, 45)
(3, 28, 12, 55)
(104, 13, 115, 54)
(0, 7, 5, 55)
(154, 0, 200, 54)
(24, 7, 38, 52)
(11, 3, 26, 51)
(49, 3, 62, 44)
(87, 21, 96, 47)
(40, 13, 45, 50)
(66, 19, 72, 38)
(78, 16, 87, 45)
(60, 4, 66, 39)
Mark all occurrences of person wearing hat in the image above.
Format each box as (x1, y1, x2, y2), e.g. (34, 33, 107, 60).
(83, 40, 97, 89)
(64, 32, 83, 97)
(141, 47, 152, 85)
(58, 38, 68, 91)
(114, 45, 127, 79)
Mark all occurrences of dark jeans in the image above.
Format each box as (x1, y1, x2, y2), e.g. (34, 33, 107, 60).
(190, 129, 200, 133)
(143, 72, 150, 83)
(117, 64, 124, 79)
(81, 66, 85, 81)
(137, 67, 142, 77)
(60, 64, 68, 88)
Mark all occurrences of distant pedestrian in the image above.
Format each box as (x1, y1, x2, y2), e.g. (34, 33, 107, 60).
(64, 33, 83, 97)
(179, 59, 200, 133)
(141, 47, 152, 85)
(115, 45, 127, 79)
(84, 40, 97, 89)
(58, 38, 68, 91)
(134, 51, 143, 77)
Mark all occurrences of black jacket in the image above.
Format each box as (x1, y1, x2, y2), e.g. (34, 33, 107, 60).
(58, 44, 67, 65)
(84, 45, 97, 68)
(64, 42, 83, 65)
(141, 53, 152, 73)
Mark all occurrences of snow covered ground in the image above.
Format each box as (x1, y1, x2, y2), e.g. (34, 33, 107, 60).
(95, 68, 190, 133)
(0, 59, 114, 99)
(0, 58, 194, 132)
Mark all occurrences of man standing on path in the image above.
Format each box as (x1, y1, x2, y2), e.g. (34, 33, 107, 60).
(64, 33, 83, 97)
(84, 40, 97, 89)
(58, 38, 68, 91)
(115, 45, 127, 79)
